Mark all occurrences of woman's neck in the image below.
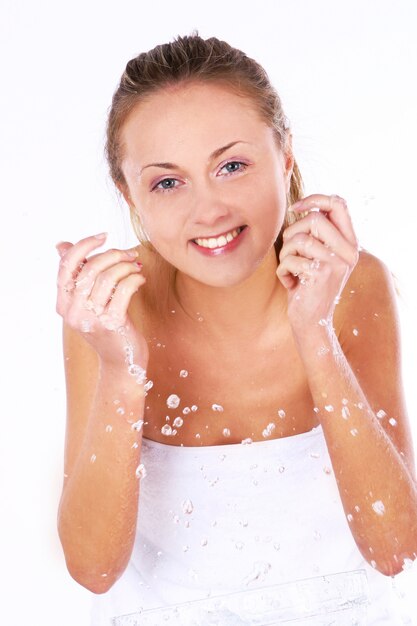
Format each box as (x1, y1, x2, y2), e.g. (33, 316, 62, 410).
(172, 248, 288, 340)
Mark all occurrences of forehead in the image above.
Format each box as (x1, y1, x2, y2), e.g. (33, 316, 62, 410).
(120, 82, 272, 165)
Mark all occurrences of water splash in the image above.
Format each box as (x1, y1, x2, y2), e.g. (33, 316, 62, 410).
(167, 394, 180, 409)
(135, 463, 147, 479)
(262, 423, 276, 438)
(182, 499, 194, 514)
(372, 500, 385, 516)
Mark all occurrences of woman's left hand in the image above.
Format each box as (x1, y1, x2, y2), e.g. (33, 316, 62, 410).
(276, 194, 360, 334)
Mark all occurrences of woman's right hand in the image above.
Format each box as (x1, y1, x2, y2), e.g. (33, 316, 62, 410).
(55, 233, 149, 372)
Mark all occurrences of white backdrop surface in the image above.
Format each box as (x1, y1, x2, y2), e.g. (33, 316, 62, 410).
(1, 1, 416, 624)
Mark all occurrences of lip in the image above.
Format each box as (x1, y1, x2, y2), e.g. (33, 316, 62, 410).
(190, 225, 248, 256)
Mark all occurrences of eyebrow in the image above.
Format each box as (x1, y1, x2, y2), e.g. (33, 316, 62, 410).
(139, 140, 249, 175)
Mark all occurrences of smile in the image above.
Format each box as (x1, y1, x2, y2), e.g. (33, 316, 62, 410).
(193, 226, 245, 249)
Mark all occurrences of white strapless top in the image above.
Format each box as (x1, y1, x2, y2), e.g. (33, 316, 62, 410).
(91, 425, 405, 625)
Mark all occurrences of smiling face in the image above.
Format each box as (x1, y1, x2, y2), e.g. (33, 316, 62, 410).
(120, 81, 293, 288)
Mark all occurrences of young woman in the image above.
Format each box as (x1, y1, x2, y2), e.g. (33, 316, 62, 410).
(55, 34, 417, 625)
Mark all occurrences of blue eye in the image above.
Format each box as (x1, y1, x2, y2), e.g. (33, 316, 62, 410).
(153, 178, 179, 192)
(220, 161, 248, 175)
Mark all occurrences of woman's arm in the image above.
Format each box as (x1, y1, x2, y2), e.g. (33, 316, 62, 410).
(57, 325, 146, 593)
(55, 235, 148, 592)
(277, 194, 417, 576)
(294, 251, 417, 576)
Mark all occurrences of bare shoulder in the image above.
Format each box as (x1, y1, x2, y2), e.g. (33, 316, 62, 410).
(334, 250, 416, 478)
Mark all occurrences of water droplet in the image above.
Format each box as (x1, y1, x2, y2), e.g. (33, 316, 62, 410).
(81, 319, 91, 333)
(277, 409, 286, 419)
(201, 538, 208, 547)
(222, 428, 231, 437)
(182, 407, 191, 415)
(135, 463, 147, 479)
(182, 499, 194, 514)
(191, 405, 198, 412)
(389, 418, 397, 426)
(161, 424, 173, 436)
(278, 465, 285, 473)
(353, 328, 359, 336)
(319, 318, 329, 326)
(179, 370, 188, 378)
(242, 561, 271, 586)
(402, 558, 414, 571)
(350, 428, 359, 436)
(356, 402, 365, 410)
(314, 530, 321, 540)
(173, 416, 183, 428)
(324, 405, 334, 412)
(195, 433, 201, 439)
(132, 442, 139, 449)
(239, 519, 249, 527)
(354, 505, 361, 512)
(183, 545, 189, 552)
(342, 398, 349, 405)
(347, 513, 353, 522)
(212, 403, 224, 412)
(376, 409, 386, 419)
(116, 407, 125, 415)
(167, 394, 180, 409)
(241, 438, 253, 445)
(131, 419, 144, 432)
(105, 425, 113, 433)
(313, 407, 319, 413)
(310, 452, 320, 459)
(342, 406, 350, 419)
(144, 380, 153, 392)
(172, 514, 180, 524)
(370, 560, 377, 569)
(323, 466, 332, 475)
(90, 454, 96, 463)
(372, 500, 385, 516)
(262, 422, 276, 438)
(113, 399, 120, 405)
(235, 541, 244, 550)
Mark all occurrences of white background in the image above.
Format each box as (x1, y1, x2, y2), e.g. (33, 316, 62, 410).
(1, 0, 416, 624)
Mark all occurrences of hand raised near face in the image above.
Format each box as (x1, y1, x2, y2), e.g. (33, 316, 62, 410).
(276, 194, 360, 333)
(55, 233, 148, 372)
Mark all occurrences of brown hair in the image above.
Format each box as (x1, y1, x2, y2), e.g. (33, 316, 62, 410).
(105, 33, 304, 310)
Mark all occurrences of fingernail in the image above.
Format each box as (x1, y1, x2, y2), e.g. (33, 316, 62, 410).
(289, 200, 303, 211)
(94, 232, 108, 240)
(55, 243, 65, 257)
(126, 249, 139, 258)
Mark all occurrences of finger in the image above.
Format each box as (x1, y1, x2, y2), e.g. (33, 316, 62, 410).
(106, 273, 146, 317)
(55, 241, 73, 258)
(279, 232, 336, 265)
(290, 194, 358, 249)
(57, 233, 108, 292)
(277, 254, 322, 289)
(87, 261, 143, 315)
(282, 211, 358, 266)
(73, 246, 140, 294)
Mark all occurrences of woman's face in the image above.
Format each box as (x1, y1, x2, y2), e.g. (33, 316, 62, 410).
(120, 82, 293, 288)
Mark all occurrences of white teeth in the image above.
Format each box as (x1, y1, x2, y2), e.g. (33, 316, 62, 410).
(195, 227, 242, 249)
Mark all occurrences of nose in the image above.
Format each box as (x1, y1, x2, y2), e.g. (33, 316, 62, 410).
(190, 182, 231, 229)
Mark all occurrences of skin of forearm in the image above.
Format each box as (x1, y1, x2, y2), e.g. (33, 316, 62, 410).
(58, 365, 146, 593)
(293, 326, 417, 576)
